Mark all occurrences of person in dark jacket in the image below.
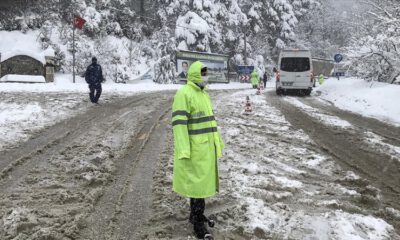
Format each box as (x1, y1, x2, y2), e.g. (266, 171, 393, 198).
(263, 72, 268, 88)
(85, 57, 104, 104)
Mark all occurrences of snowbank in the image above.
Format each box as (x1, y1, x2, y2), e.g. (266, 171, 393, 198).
(0, 74, 46, 83)
(0, 73, 250, 94)
(316, 78, 400, 126)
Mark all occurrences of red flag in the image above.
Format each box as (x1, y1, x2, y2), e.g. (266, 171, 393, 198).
(74, 16, 86, 30)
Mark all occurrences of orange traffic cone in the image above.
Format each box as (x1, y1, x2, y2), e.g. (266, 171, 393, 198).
(244, 96, 252, 114)
(256, 87, 261, 95)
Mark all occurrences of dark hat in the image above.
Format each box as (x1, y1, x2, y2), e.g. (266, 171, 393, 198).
(92, 57, 97, 63)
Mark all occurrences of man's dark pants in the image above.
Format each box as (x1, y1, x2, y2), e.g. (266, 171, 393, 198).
(190, 198, 205, 223)
(89, 83, 102, 103)
(263, 80, 267, 88)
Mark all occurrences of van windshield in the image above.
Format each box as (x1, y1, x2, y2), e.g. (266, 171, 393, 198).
(280, 57, 310, 72)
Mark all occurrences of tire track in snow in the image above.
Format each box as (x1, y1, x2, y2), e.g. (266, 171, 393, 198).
(77, 94, 174, 240)
(269, 91, 400, 235)
(0, 92, 173, 239)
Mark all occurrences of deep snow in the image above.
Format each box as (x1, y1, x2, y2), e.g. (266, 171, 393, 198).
(316, 78, 400, 126)
(0, 30, 54, 64)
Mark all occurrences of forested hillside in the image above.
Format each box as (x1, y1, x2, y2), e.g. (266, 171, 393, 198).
(1, 0, 399, 83)
(0, 0, 317, 83)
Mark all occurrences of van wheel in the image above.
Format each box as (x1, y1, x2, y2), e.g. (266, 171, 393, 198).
(276, 89, 282, 95)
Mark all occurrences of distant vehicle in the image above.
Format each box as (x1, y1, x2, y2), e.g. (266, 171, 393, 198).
(276, 49, 314, 96)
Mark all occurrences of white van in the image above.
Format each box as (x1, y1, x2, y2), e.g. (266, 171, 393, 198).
(276, 49, 314, 95)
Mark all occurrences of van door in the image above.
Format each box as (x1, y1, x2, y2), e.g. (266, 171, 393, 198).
(280, 57, 311, 88)
(280, 58, 296, 87)
(294, 57, 311, 87)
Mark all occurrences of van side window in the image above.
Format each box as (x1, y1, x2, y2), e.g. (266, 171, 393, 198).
(280, 58, 310, 72)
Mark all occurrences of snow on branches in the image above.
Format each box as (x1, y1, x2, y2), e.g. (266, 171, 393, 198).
(348, 0, 400, 83)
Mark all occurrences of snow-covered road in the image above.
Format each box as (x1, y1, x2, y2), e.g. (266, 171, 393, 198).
(0, 88, 399, 240)
(145, 89, 400, 239)
(0, 91, 175, 239)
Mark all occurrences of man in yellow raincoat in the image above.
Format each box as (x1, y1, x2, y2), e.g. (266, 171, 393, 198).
(251, 69, 259, 89)
(172, 61, 224, 239)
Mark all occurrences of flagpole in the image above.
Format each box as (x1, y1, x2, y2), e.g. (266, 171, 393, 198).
(72, 17, 76, 84)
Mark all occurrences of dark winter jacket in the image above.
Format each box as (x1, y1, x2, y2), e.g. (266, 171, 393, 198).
(85, 63, 104, 85)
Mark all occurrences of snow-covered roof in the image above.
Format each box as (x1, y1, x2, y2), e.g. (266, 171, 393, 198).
(1, 50, 47, 64)
(0, 30, 54, 64)
(0, 74, 46, 83)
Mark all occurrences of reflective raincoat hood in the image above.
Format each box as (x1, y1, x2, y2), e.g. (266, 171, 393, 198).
(187, 61, 206, 84)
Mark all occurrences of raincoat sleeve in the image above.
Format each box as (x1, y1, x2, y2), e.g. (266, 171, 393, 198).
(172, 90, 191, 160)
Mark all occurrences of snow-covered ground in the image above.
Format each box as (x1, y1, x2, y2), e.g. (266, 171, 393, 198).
(216, 90, 397, 239)
(0, 73, 249, 93)
(0, 92, 90, 151)
(282, 95, 400, 163)
(284, 97, 353, 128)
(315, 78, 400, 126)
(145, 87, 399, 239)
(0, 77, 249, 151)
(1, 75, 399, 239)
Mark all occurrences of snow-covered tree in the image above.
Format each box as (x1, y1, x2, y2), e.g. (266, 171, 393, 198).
(157, 0, 317, 70)
(294, 0, 355, 59)
(1, 0, 318, 83)
(153, 27, 177, 84)
(347, 0, 400, 83)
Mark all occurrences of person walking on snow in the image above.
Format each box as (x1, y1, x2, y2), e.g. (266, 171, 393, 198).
(85, 57, 104, 104)
(251, 69, 259, 89)
(172, 61, 224, 240)
(263, 72, 268, 88)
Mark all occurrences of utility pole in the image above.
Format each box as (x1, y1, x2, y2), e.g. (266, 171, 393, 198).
(244, 33, 247, 65)
(72, 18, 76, 83)
(140, 0, 145, 22)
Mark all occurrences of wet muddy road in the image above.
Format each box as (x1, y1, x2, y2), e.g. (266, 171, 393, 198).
(142, 89, 399, 239)
(0, 89, 399, 240)
(268, 91, 400, 234)
(0, 91, 174, 240)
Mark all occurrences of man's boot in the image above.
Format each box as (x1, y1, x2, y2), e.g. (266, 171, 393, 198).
(193, 216, 213, 239)
(190, 198, 213, 239)
(190, 213, 215, 228)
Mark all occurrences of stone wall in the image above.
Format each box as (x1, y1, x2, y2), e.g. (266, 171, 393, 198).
(0, 55, 45, 78)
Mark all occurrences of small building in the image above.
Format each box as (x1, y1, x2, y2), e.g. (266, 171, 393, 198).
(0, 49, 55, 83)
